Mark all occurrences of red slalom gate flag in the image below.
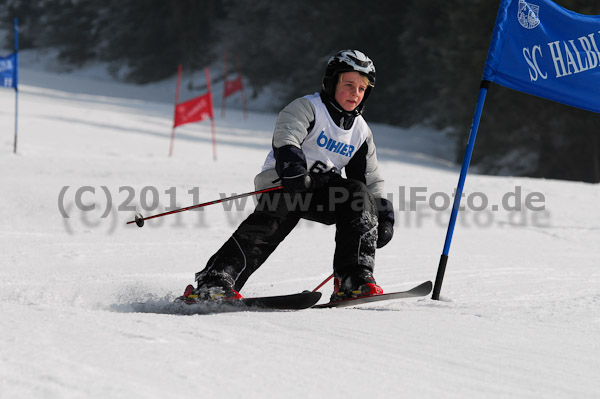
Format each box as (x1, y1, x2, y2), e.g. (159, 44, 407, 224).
(173, 92, 214, 128)
(224, 75, 243, 98)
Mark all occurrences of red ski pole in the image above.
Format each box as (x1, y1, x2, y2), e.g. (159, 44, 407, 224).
(312, 274, 334, 292)
(127, 185, 283, 227)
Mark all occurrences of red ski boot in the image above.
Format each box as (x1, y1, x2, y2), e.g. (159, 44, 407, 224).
(331, 268, 383, 302)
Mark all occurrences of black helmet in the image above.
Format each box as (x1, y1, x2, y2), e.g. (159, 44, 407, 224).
(322, 49, 376, 109)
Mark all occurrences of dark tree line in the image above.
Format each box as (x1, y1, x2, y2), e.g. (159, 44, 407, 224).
(2, 0, 599, 182)
(1, 0, 223, 82)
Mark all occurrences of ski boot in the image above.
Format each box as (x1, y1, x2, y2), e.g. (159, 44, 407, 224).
(178, 275, 243, 304)
(331, 268, 383, 302)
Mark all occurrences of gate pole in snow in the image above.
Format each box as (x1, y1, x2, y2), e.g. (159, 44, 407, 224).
(221, 51, 229, 118)
(205, 67, 217, 161)
(13, 18, 19, 154)
(432, 81, 490, 300)
(168, 65, 183, 157)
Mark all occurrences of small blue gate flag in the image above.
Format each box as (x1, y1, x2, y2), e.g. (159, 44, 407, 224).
(0, 53, 17, 89)
(483, 0, 600, 114)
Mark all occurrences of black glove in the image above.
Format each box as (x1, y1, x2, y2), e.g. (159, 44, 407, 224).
(376, 197, 395, 248)
(282, 169, 340, 193)
(282, 171, 312, 193)
(377, 220, 394, 248)
(276, 146, 342, 193)
(276, 145, 312, 193)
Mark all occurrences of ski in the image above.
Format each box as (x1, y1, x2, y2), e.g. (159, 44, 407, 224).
(312, 280, 432, 309)
(131, 291, 322, 315)
(233, 291, 322, 310)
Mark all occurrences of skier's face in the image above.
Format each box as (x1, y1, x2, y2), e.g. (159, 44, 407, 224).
(334, 72, 368, 112)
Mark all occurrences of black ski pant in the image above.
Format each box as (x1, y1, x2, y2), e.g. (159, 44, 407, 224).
(195, 178, 378, 292)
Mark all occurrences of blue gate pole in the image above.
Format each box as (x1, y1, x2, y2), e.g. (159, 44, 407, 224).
(13, 17, 19, 154)
(431, 81, 490, 300)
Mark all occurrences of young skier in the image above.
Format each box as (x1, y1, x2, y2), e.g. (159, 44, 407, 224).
(183, 49, 394, 302)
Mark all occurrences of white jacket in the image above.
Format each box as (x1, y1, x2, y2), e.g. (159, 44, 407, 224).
(254, 93, 385, 198)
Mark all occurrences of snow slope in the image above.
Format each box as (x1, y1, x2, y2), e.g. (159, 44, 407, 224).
(1, 61, 599, 399)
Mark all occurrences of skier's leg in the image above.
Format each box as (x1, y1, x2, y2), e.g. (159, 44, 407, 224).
(332, 179, 378, 275)
(307, 178, 381, 299)
(231, 199, 302, 291)
(194, 192, 302, 296)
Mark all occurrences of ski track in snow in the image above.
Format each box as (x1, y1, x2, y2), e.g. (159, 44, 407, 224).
(1, 61, 599, 399)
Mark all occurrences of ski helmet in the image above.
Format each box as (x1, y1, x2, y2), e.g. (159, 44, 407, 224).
(322, 49, 376, 103)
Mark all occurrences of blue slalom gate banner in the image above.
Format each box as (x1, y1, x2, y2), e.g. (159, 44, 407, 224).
(483, 0, 600, 114)
(0, 53, 17, 89)
(433, 0, 600, 300)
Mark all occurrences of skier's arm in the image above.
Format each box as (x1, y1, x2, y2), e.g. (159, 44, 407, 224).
(272, 98, 316, 192)
(272, 97, 315, 150)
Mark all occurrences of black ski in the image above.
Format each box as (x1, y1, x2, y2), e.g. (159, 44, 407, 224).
(236, 291, 322, 310)
(313, 281, 432, 309)
(131, 291, 322, 315)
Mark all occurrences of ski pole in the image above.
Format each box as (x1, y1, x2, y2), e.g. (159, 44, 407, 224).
(127, 185, 283, 227)
(312, 274, 334, 292)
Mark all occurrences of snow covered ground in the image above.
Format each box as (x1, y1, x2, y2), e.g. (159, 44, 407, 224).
(1, 58, 599, 399)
